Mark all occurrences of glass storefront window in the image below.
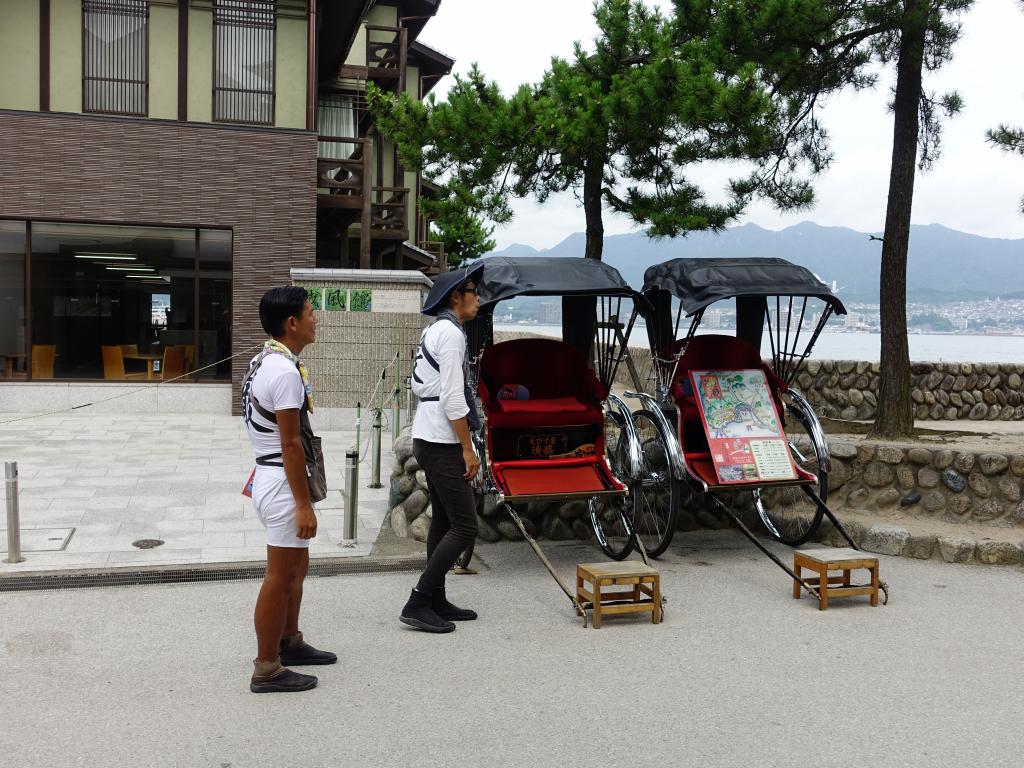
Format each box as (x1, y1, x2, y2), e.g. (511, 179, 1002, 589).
(199, 229, 232, 380)
(0, 221, 27, 379)
(2, 221, 233, 382)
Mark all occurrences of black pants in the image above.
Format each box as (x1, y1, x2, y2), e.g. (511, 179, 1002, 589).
(413, 439, 479, 594)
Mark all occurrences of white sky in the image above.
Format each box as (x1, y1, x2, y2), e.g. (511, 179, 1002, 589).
(420, 0, 1024, 250)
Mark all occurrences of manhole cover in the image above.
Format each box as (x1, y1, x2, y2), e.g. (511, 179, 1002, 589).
(132, 539, 165, 549)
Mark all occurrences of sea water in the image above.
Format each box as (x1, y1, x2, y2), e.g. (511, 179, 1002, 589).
(495, 325, 1024, 364)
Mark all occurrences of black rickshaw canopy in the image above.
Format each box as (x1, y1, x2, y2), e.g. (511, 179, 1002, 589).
(474, 255, 642, 311)
(642, 257, 847, 316)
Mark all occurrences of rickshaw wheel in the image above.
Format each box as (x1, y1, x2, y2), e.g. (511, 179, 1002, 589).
(753, 401, 829, 546)
(630, 410, 679, 559)
(590, 411, 636, 560)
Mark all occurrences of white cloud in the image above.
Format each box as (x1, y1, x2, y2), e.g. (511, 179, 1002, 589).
(422, 0, 1024, 249)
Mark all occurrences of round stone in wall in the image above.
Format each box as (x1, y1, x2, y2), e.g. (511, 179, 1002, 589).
(907, 448, 933, 465)
(941, 469, 966, 493)
(978, 453, 1009, 476)
(972, 499, 1004, 521)
(917, 467, 939, 489)
(922, 490, 946, 513)
(948, 495, 973, 517)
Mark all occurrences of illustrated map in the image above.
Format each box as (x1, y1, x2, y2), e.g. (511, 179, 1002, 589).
(690, 369, 798, 484)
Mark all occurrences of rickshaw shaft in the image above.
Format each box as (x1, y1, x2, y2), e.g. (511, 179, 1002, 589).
(707, 494, 821, 600)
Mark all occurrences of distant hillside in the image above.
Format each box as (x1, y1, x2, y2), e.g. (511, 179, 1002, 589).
(487, 222, 1024, 302)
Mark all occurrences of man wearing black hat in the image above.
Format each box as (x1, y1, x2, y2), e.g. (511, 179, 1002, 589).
(400, 263, 484, 633)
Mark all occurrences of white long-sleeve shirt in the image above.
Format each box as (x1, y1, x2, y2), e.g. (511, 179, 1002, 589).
(411, 320, 469, 443)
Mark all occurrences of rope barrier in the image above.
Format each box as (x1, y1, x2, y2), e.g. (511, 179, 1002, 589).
(0, 345, 264, 427)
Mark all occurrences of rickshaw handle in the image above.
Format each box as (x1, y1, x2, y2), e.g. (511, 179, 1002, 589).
(606, 392, 643, 481)
(785, 388, 832, 474)
(623, 390, 688, 483)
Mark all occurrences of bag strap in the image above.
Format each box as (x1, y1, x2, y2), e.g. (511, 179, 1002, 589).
(243, 348, 310, 459)
(413, 316, 458, 383)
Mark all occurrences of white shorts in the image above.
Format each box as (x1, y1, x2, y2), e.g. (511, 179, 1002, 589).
(252, 470, 310, 549)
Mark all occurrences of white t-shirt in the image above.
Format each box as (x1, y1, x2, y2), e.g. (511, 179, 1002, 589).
(411, 320, 469, 444)
(245, 352, 305, 472)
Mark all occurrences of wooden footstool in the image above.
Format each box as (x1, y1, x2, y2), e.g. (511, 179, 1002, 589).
(793, 548, 879, 610)
(576, 561, 662, 628)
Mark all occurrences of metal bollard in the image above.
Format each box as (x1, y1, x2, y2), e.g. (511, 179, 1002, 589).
(392, 388, 401, 443)
(341, 450, 358, 547)
(4, 461, 24, 564)
(404, 374, 413, 426)
(369, 408, 383, 489)
(355, 401, 362, 453)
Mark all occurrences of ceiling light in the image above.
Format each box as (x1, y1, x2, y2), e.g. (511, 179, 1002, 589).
(106, 266, 154, 272)
(74, 252, 136, 260)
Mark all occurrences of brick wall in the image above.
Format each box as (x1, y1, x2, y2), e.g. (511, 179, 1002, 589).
(0, 109, 317, 413)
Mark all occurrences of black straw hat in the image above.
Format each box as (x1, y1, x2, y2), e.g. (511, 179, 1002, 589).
(421, 262, 485, 316)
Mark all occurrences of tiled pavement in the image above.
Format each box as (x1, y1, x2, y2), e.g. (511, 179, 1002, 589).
(0, 411, 393, 573)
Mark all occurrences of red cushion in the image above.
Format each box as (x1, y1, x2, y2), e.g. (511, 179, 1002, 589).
(491, 456, 625, 497)
(487, 404, 603, 429)
(495, 396, 590, 414)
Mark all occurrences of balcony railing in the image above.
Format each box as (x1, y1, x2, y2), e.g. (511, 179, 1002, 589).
(420, 240, 447, 273)
(365, 25, 406, 74)
(317, 137, 369, 207)
(371, 186, 409, 233)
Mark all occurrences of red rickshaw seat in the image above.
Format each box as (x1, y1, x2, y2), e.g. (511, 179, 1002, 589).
(479, 339, 606, 429)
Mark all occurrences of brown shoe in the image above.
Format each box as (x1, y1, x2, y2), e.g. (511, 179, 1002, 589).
(250, 658, 317, 693)
(280, 632, 337, 666)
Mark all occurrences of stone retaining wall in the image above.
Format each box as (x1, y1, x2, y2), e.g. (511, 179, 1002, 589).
(386, 427, 1024, 548)
(823, 440, 1024, 526)
(795, 361, 1024, 422)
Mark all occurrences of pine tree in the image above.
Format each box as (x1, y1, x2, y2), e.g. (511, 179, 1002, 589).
(706, 0, 972, 439)
(368, 0, 828, 263)
(988, 0, 1024, 214)
(425, 194, 496, 267)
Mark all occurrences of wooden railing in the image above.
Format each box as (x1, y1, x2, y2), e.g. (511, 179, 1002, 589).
(316, 137, 370, 204)
(420, 240, 447, 273)
(371, 186, 409, 232)
(365, 25, 405, 72)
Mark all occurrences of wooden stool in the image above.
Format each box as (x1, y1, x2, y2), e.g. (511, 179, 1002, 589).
(576, 561, 662, 628)
(793, 548, 880, 610)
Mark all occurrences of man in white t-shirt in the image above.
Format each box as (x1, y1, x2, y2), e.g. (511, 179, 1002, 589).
(400, 263, 484, 633)
(243, 286, 335, 693)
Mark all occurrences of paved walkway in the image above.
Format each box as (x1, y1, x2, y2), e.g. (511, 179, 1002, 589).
(0, 412, 392, 573)
(3, 532, 1023, 767)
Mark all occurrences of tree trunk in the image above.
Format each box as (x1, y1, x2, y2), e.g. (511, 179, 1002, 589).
(870, 1, 927, 439)
(582, 154, 605, 261)
(563, 155, 605, 359)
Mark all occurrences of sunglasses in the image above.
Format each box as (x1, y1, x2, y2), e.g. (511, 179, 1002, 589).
(459, 284, 478, 295)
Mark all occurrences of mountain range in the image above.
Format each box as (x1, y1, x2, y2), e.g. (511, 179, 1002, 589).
(488, 221, 1024, 302)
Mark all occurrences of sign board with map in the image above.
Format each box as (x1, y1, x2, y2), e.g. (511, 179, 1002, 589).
(689, 369, 798, 485)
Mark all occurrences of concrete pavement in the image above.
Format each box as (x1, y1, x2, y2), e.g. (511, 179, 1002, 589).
(0, 411, 393, 574)
(2, 530, 1023, 767)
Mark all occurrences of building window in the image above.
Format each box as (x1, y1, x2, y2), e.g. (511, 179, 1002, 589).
(0, 221, 233, 382)
(82, 0, 149, 116)
(213, 0, 277, 125)
(0, 222, 27, 379)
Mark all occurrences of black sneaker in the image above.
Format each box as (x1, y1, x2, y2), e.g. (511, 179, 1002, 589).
(250, 667, 318, 694)
(280, 632, 337, 666)
(400, 589, 455, 633)
(432, 588, 477, 621)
